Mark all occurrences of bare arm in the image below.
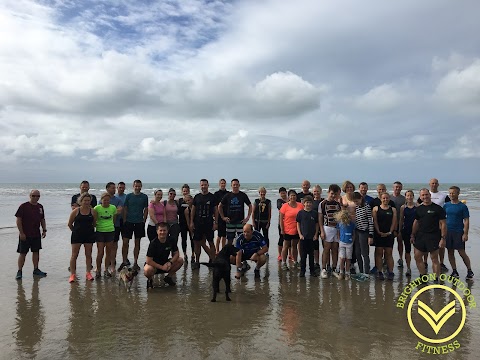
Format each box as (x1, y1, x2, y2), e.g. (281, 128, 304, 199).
(243, 203, 252, 224)
(148, 206, 157, 224)
(410, 219, 418, 244)
(372, 206, 380, 235)
(463, 218, 469, 242)
(319, 212, 325, 240)
(390, 208, 397, 234)
(16, 217, 26, 240)
(267, 202, 272, 228)
(68, 209, 78, 231)
(297, 222, 304, 240)
(190, 205, 196, 230)
(123, 206, 128, 224)
(145, 256, 170, 271)
(279, 212, 285, 234)
(40, 218, 47, 238)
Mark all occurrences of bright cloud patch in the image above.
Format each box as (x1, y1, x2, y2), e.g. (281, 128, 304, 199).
(354, 84, 402, 113)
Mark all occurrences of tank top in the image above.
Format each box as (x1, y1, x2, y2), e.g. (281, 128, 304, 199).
(73, 208, 95, 235)
(402, 206, 416, 233)
(375, 206, 394, 236)
(147, 202, 165, 226)
(254, 198, 271, 222)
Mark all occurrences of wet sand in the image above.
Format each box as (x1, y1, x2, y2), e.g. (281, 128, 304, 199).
(1, 208, 480, 359)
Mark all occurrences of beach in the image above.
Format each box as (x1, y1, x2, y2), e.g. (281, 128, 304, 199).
(1, 183, 479, 360)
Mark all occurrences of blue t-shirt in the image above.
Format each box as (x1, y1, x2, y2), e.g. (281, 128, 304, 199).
(296, 209, 318, 239)
(444, 202, 469, 233)
(337, 222, 355, 244)
(124, 192, 148, 223)
(364, 195, 374, 207)
(235, 230, 267, 255)
(109, 195, 123, 227)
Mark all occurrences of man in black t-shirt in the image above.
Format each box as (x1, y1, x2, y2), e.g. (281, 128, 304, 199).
(410, 189, 447, 279)
(218, 179, 252, 245)
(214, 179, 229, 253)
(190, 179, 218, 267)
(144, 222, 184, 288)
(71, 180, 97, 209)
(297, 180, 314, 203)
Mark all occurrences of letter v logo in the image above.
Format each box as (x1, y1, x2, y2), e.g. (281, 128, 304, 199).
(418, 300, 456, 334)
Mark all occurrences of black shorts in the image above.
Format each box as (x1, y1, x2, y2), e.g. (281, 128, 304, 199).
(217, 218, 227, 237)
(446, 231, 465, 250)
(241, 251, 256, 262)
(313, 240, 320, 251)
(374, 234, 394, 248)
(71, 231, 95, 244)
(114, 226, 123, 242)
(96, 231, 115, 243)
(283, 234, 300, 242)
(194, 223, 214, 242)
(123, 222, 146, 239)
(144, 261, 169, 274)
(414, 232, 440, 253)
(147, 225, 157, 241)
(401, 229, 412, 253)
(17, 236, 42, 254)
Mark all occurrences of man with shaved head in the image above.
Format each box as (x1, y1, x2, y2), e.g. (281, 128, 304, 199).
(297, 180, 313, 203)
(418, 178, 451, 273)
(15, 190, 47, 280)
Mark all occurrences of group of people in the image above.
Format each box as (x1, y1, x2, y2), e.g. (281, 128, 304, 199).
(15, 178, 474, 287)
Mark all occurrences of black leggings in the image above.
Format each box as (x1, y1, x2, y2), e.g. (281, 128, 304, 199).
(180, 223, 194, 254)
(254, 221, 269, 247)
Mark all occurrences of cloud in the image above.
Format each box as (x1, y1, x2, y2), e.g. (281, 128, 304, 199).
(445, 133, 480, 159)
(354, 84, 403, 113)
(334, 146, 422, 160)
(433, 59, 480, 116)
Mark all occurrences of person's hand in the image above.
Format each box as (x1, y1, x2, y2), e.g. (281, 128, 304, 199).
(266, 222, 270, 229)
(213, 223, 217, 231)
(19, 232, 26, 241)
(42, 229, 47, 238)
(299, 235, 304, 240)
(223, 217, 230, 223)
(410, 235, 415, 244)
(320, 232, 325, 241)
(439, 239, 446, 248)
(241, 217, 249, 225)
(163, 262, 172, 271)
(462, 234, 468, 242)
(368, 237, 374, 246)
(313, 235, 318, 241)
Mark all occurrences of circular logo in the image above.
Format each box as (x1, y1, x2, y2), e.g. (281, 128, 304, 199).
(407, 285, 466, 344)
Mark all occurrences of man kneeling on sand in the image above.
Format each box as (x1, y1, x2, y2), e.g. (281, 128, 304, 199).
(234, 224, 268, 279)
(144, 222, 183, 289)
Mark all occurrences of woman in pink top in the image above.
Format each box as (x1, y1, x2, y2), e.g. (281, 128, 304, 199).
(147, 189, 166, 240)
(165, 188, 180, 242)
(279, 190, 304, 270)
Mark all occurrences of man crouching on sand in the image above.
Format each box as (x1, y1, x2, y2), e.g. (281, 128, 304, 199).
(234, 224, 268, 279)
(144, 222, 183, 289)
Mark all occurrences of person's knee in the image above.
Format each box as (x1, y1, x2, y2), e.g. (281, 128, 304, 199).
(144, 264, 154, 277)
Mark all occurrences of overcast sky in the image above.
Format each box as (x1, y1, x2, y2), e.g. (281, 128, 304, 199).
(1, 0, 479, 184)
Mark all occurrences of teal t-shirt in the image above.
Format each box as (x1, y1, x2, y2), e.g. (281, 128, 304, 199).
(125, 192, 149, 223)
(94, 204, 116, 232)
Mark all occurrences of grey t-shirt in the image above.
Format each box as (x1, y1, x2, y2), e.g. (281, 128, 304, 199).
(390, 194, 405, 224)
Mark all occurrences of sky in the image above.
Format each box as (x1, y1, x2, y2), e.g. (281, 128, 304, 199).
(1, 0, 479, 184)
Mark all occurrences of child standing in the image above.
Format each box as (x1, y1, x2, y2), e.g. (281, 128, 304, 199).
(253, 187, 272, 249)
(296, 196, 319, 277)
(334, 209, 356, 280)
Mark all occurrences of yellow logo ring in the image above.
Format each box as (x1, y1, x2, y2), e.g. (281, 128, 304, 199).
(407, 284, 466, 344)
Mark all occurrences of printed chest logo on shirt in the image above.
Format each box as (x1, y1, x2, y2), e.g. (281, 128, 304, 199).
(231, 197, 240, 206)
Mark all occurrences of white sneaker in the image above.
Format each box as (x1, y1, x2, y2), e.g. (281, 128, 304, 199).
(321, 269, 328, 279)
(333, 271, 343, 280)
(344, 273, 350, 280)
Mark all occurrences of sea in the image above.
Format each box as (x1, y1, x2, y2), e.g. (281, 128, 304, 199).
(0, 182, 479, 360)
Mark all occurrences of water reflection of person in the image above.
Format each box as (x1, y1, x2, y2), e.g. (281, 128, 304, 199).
(67, 284, 94, 355)
(15, 279, 44, 357)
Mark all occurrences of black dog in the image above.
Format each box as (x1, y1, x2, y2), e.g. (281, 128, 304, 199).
(201, 244, 238, 302)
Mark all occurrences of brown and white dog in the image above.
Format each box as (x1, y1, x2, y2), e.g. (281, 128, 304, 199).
(118, 267, 138, 291)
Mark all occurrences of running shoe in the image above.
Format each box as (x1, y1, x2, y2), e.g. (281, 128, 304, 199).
(333, 271, 343, 280)
(424, 262, 428, 271)
(265, 253, 269, 258)
(326, 264, 332, 274)
(69, 274, 76, 283)
(164, 276, 176, 286)
(33, 268, 47, 277)
(466, 270, 474, 281)
(125, 259, 131, 266)
(405, 268, 412, 277)
(440, 263, 449, 273)
(277, 255, 282, 262)
(370, 266, 378, 275)
(378, 271, 385, 281)
(288, 255, 294, 262)
(387, 272, 395, 281)
(117, 262, 128, 272)
(86, 272, 94, 281)
(294, 261, 300, 269)
(132, 263, 141, 272)
(282, 263, 289, 271)
(299, 271, 306, 278)
(192, 262, 200, 270)
(95, 272, 101, 279)
(344, 273, 351, 280)
(254, 269, 260, 278)
(451, 269, 460, 278)
(15, 270, 22, 280)
(321, 269, 328, 279)
(397, 259, 404, 268)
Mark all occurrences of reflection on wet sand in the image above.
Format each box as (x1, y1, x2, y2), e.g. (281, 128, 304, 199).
(15, 279, 44, 359)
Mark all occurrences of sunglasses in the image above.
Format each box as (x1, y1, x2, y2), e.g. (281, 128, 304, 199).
(31, 195, 40, 198)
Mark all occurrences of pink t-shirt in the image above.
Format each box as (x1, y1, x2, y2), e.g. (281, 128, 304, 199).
(165, 201, 179, 223)
(148, 202, 165, 225)
(280, 202, 304, 235)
